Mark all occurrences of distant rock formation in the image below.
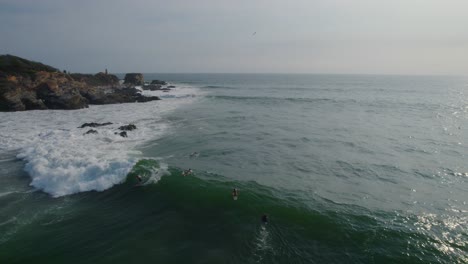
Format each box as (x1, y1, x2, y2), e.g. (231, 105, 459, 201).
(124, 73, 144, 86)
(79, 122, 113, 128)
(150, 80, 167, 85)
(142, 84, 162, 91)
(0, 55, 161, 111)
(70, 72, 120, 87)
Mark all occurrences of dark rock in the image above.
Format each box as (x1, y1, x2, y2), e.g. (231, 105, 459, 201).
(0, 83, 47, 111)
(150, 80, 167, 85)
(84, 129, 98, 135)
(142, 84, 162, 91)
(36, 81, 88, 110)
(118, 87, 140, 95)
(79, 122, 113, 128)
(136, 95, 160, 102)
(21, 96, 47, 110)
(0, 54, 59, 77)
(70, 72, 120, 87)
(115, 131, 127, 137)
(124, 73, 144, 85)
(81, 87, 160, 105)
(118, 124, 136, 131)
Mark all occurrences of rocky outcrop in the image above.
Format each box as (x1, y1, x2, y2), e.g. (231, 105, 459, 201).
(0, 55, 163, 111)
(36, 81, 88, 110)
(84, 129, 98, 135)
(0, 82, 47, 111)
(80, 87, 160, 105)
(115, 131, 127, 137)
(1, 71, 89, 111)
(142, 84, 162, 91)
(118, 124, 137, 131)
(150, 80, 167, 85)
(70, 72, 119, 87)
(124, 73, 144, 86)
(79, 122, 113, 128)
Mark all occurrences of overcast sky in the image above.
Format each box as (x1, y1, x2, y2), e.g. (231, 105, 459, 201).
(1, 0, 467, 75)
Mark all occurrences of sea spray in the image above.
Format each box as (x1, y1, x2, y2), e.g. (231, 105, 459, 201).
(0, 83, 200, 197)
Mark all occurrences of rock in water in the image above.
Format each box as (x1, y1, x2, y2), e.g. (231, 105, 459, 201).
(150, 80, 167, 85)
(124, 73, 144, 86)
(142, 84, 162, 91)
(79, 122, 113, 128)
(115, 131, 127, 137)
(118, 124, 137, 131)
(84, 129, 98, 135)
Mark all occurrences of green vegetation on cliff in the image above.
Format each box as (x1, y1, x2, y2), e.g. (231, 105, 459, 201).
(0, 54, 58, 77)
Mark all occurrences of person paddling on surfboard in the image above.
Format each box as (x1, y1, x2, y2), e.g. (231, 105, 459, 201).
(182, 168, 193, 176)
(232, 188, 239, 200)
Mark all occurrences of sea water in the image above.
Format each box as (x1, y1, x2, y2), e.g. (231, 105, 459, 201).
(0, 74, 466, 263)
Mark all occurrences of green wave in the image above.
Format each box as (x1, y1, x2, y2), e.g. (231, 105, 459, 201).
(114, 160, 466, 263)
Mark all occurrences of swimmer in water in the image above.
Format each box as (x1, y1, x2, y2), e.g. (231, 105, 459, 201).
(136, 175, 142, 183)
(261, 214, 268, 224)
(232, 188, 239, 200)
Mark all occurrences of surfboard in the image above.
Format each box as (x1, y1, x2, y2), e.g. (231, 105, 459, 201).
(233, 196, 238, 200)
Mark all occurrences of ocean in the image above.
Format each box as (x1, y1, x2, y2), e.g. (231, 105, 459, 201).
(0, 74, 466, 263)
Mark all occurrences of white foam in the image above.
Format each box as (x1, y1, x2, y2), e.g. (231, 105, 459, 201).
(142, 160, 169, 185)
(0, 84, 201, 197)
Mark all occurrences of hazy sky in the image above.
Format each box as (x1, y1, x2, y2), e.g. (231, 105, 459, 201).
(1, 0, 467, 75)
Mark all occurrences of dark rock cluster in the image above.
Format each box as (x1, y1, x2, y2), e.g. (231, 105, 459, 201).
(0, 55, 163, 111)
(79, 122, 113, 128)
(118, 124, 137, 131)
(79, 122, 137, 138)
(124, 73, 144, 86)
(150, 80, 167, 85)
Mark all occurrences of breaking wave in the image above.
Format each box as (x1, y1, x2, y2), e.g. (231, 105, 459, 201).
(0, 84, 200, 197)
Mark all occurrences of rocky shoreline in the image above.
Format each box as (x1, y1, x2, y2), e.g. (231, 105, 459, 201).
(0, 55, 172, 111)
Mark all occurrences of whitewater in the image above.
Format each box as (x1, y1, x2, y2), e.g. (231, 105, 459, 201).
(0, 84, 200, 197)
(1, 74, 466, 263)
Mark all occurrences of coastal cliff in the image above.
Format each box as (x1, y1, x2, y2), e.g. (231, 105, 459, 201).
(0, 55, 160, 111)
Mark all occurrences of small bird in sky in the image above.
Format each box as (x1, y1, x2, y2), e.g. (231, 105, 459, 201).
(252, 32, 256, 36)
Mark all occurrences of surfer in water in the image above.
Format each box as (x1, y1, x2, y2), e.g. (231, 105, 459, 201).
(261, 214, 268, 224)
(135, 175, 143, 186)
(232, 188, 239, 200)
(182, 169, 193, 176)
